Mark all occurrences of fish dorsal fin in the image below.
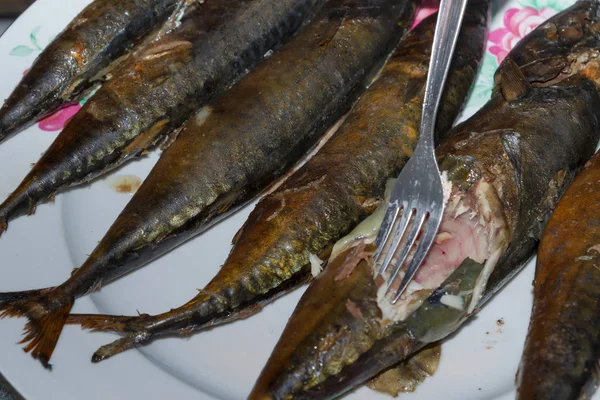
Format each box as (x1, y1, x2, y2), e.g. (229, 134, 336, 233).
(498, 58, 530, 102)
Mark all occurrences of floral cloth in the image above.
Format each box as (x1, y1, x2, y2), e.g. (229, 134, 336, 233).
(37, 104, 81, 131)
(488, 7, 557, 64)
(411, 0, 439, 30)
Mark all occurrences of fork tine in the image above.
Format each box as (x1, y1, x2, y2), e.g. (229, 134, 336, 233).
(390, 211, 440, 303)
(376, 203, 411, 276)
(385, 208, 427, 292)
(374, 201, 402, 266)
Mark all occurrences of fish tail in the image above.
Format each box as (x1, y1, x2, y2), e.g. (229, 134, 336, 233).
(68, 313, 155, 362)
(66, 313, 140, 332)
(72, 291, 240, 361)
(92, 333, 151, 363)
(0, 290, 73, 369)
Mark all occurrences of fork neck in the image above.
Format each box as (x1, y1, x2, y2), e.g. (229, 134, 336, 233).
(419, 0, 469, 149)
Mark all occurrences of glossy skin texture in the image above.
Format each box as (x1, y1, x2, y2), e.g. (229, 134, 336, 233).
(67, 0, 486, 362)
(250, 3, 600, 398)
(518, 155, 600, 399)
(0, 0, 324, 235)
(481, 0, 600, 299)
(0, 0, 417, 368)
(0, 0, 181, 141)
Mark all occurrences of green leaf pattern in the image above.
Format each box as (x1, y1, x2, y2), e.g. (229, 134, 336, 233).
(516, 0, 573, 11)
(465, 54, 497, 108)
(9, 25, 45, 57)
(9, 45, 35, 57)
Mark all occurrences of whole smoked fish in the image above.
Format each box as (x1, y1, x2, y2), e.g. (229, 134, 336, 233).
(0, 0, 324, 235)
(518, 153, 600, 399)
(250, 2, 600, 398)
(0, 0, 416, 368)
(0, 0, 182, 140)
(68, 0, 487, 363)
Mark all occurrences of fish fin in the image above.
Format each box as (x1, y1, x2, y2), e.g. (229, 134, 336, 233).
(0, 291, 73, 369)
(68, 314, 156, 362)
(356, 196, 382, 214)
(498, 58, 530, 102)
(159, 125, 183, 151)
(231, 225, 245, 246)
(502, 132, 522, 192)
(27, 204, 37, 216)
(66, 313, 138, 332)
(92, 332, 151, 363)
(122, 118, 169, 157)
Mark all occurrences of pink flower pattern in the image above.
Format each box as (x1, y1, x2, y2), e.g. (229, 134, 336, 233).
(488, 7, 556, 64)
(38, 104, 81, 132)
(411, 0, 438, 30)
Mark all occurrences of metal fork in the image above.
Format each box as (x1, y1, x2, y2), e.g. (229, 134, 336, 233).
(374, 0, 468, 304)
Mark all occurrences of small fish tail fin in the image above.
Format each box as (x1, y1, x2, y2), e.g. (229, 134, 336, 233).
(66, 313, 138, 332)
(72, 290, 241, 362)
(67, 313, 154, 362)
(0, 290, 73, 369)
(92, 332, 152, 363)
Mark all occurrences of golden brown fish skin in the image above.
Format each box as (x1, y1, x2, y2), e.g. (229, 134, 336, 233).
(0, 0, 324, 235)
(0, 0, 181, 141)
(249, 3, 600, 396)
(0, 0, 417, 368)
(517, 152, 600, 400)
(286, 258, 482, 400)
(251, 245, 388, 399)
(367, 344, 441, 396)
(65, 0, 486, 363)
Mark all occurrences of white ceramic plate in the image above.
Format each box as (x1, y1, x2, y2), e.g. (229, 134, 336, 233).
(0, 0, 585, 399)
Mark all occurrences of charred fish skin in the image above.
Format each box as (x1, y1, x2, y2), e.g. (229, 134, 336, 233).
(275, 72, 600, 400)
(0, 0, 181, 141)
(482, 0, 600, 300)
(0, 0, 325, 235)
(66, 0, 418, 291)
(67, 0, 486, 365)
(517, 155, 600, 397)
(497, 0, 600, 89)
(295, 258, 483, 400)
(62, 0, 426, 359)
(0, 0, 417, 368)
(250, 3, 600, 398)
(246, 2, 491, 396)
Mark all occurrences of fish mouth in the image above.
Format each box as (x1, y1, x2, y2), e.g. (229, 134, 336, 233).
(373, 175, 510, 324)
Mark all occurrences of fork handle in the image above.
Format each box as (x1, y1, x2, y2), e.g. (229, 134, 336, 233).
(419, 0, 468, 152)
